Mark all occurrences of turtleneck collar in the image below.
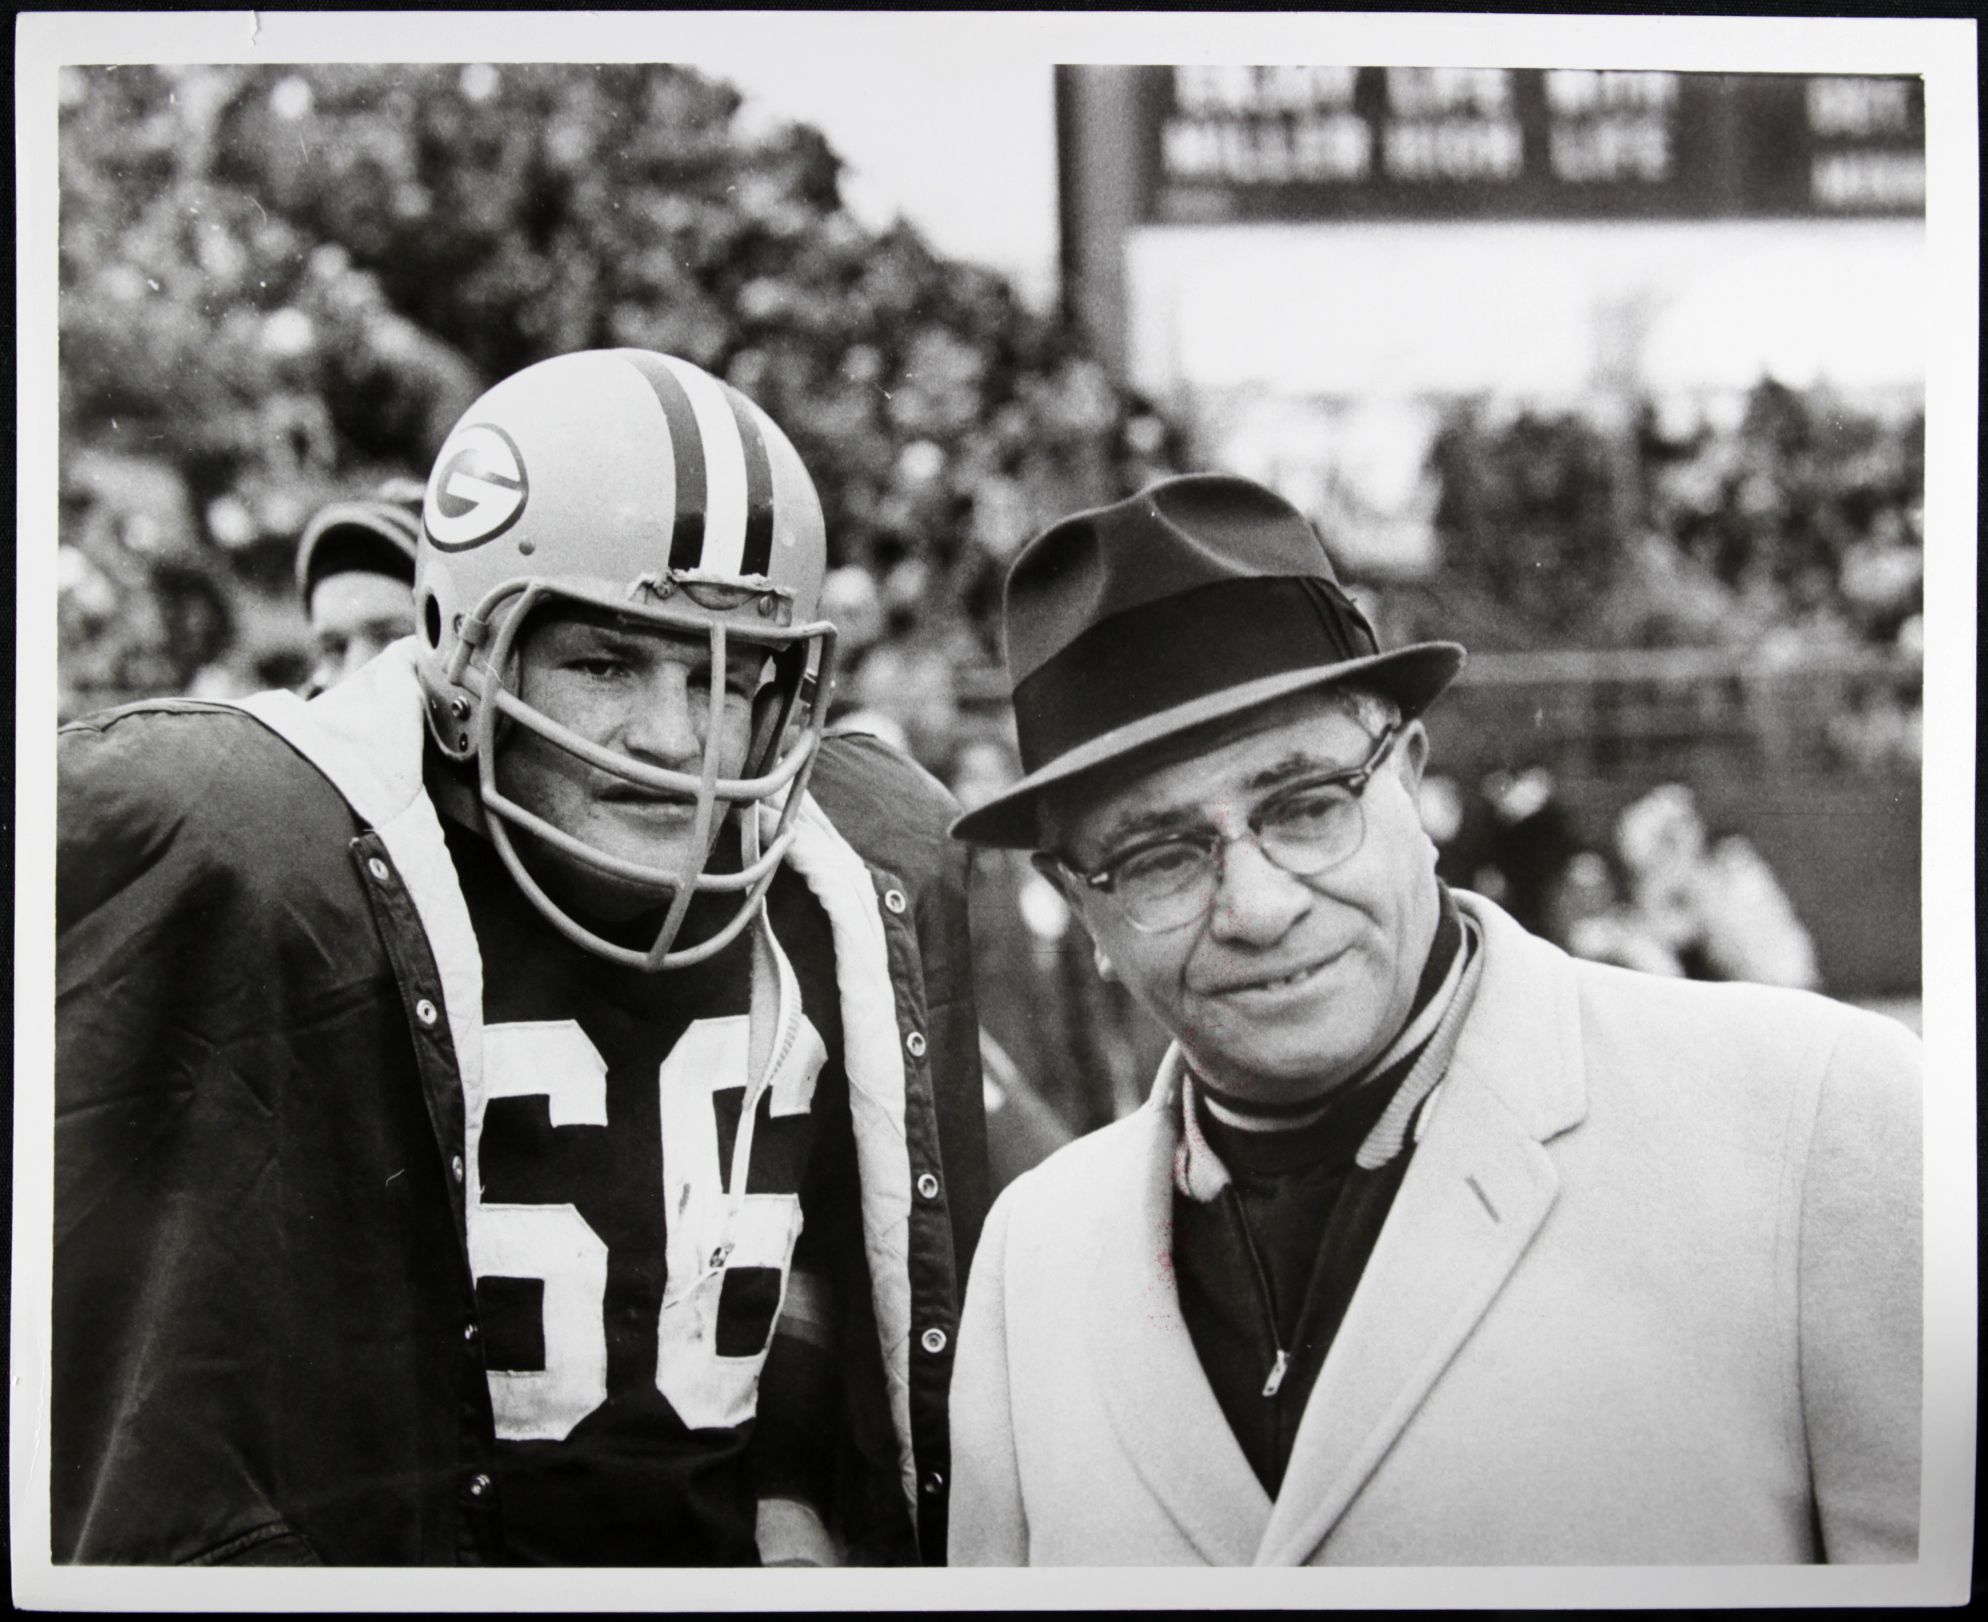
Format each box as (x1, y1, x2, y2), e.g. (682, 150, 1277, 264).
(1174, 883, 1485, 1202)
(1194, 882, 1462, 1134)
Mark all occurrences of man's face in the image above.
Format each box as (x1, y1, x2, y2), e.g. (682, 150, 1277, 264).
(493, 607, 768, 924)
(1047, 690, 1440, 1107)
(307, 570, 416, 693)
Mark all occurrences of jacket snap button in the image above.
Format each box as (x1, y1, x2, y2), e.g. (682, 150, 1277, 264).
(415, 998, 439, 1026)
(905, 1030, 926, 1058)
(367, 856, 391, 883)
(921, 1470, 945, 1496)
(450, 1154, 465, 1184)
(916, 1172, 940, 1200)
(463, 1321, 478, 1342)
(467, 1473, 491, 1497)
(920, 1326, 948, 1356)
(883, 888, 907, 915)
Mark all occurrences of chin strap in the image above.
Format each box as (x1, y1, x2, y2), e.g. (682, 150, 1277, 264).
(747, 912, 780, 1092)
(424, 745, 491, 842)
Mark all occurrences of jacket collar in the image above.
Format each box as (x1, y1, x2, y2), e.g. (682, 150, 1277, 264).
(1090, 891, 1589, 1565)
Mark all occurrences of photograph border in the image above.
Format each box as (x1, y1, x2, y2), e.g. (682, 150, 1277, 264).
(13, 9, 1977, 1611)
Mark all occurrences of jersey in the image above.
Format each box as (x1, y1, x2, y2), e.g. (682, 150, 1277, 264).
(443, 819, 853, 1565)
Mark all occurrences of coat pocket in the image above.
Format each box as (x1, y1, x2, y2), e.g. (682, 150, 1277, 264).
(185, 1521, 322, 1566)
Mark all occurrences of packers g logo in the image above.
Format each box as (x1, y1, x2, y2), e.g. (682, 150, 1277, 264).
(426, 423, 529, 551)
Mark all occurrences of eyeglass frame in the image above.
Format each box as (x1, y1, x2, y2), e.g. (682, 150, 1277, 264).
(1052, 722, 1403, 935)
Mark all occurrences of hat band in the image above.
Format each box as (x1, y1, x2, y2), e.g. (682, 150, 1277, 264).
(1010, 576, 1380, 774)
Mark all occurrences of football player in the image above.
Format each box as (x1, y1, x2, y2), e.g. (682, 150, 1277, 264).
(55, 350, 986, 1567)
(294, 477, 424, 695)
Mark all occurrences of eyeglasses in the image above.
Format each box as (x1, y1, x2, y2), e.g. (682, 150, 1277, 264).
(1061, 724, 1400, 934)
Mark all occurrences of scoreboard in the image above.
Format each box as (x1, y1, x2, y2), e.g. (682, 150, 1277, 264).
(1124, 68, 1924, 225)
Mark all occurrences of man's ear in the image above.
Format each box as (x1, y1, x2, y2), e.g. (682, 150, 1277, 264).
(1394, 718, 1430, 799)
(1030, 851, 1113, 978)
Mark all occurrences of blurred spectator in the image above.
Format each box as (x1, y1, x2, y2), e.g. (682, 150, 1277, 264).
(57, 451, 244, 716)
(1826, 677, 1923, 774)
(1614, 784, 1820, 991)
(1432, 769, 1821, 992)
(819, 565, 886, 676)
(1693, 837, 1823, 990)
(951, 734, 1159, 1139)
(845, 640, 961, 776)
(1477, 767, 1584, 944)
(1557, 851, 1688, 978)
(294, 477, 423, 695)
(1432, 765, 1584, 947)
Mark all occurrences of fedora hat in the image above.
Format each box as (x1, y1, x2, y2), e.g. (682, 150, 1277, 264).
(950, 473, 1465, 849)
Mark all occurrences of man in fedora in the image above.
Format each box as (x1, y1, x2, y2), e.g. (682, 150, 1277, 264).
(945, 473, 1921, 1566)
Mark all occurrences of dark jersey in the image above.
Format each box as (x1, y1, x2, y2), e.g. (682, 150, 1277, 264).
(444, 822, 851, 1565)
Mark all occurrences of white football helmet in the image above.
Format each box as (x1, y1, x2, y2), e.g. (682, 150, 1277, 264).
(415, 349, 837, 971)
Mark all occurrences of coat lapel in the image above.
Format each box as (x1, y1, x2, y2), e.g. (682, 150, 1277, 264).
(1256, 894, 1588, 1566)
(1084, 1092, 1272, 1564)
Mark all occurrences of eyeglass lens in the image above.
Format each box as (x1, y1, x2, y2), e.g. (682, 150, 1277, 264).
(1114, 786, 1368, 931)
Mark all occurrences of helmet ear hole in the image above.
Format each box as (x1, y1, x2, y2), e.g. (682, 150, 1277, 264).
(421, 592, 443, 647)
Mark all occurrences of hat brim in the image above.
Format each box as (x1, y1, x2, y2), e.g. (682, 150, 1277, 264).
(295, 502, 422, 597)
(950, 640, 1465, 849)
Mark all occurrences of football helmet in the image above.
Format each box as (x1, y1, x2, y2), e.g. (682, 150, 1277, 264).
(415, 349, 837, 971)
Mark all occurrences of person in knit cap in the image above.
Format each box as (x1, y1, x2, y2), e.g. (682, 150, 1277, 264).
(293, 476, 425, 695)
(945, 473, 1921, 1567)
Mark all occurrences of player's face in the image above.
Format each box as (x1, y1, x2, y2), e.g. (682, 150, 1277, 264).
(1049, 691, 1440, 1108)
(494, 608, 768, 924)
(307, 570, 415, 693)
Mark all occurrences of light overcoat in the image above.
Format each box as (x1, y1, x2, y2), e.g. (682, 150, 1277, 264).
(948, 892, 1922, 1565)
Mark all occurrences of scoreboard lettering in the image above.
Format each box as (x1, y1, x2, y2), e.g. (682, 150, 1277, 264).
(1128, 68, 1924, 223)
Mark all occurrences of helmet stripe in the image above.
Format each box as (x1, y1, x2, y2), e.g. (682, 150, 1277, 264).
(618, 350, 708, 571)
(719, 384, 776, 578)
(660, 355, 751, 578)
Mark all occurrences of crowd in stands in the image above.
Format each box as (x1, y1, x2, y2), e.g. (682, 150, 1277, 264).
(1395, 381, 1924, 661)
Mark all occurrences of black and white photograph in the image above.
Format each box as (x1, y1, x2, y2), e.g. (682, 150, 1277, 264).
(11, 9, 1977, 1611)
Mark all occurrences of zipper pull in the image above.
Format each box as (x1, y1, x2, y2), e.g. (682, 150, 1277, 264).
(1262, 1348, 1291, 1399)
